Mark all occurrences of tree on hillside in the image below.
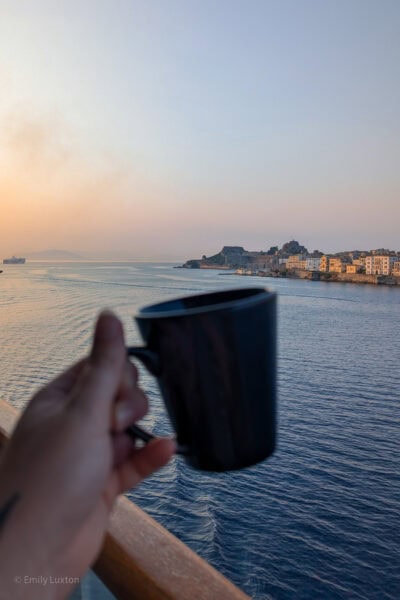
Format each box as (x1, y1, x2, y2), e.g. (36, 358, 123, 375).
(279, 240, 308, 256)
(266, 245, 279, 255)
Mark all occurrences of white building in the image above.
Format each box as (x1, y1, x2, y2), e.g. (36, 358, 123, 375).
(305, 257, 321, 271)
(365, 255, 396, 275)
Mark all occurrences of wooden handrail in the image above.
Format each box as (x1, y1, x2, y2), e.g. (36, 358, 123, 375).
(0, 399, 249, 600)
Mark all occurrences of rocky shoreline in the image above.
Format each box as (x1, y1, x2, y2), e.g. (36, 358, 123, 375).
(231, 269, 400, 286)
(179, 265, 400, 286)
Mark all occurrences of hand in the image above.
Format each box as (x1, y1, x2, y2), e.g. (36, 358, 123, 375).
(0, 311, 175, 600)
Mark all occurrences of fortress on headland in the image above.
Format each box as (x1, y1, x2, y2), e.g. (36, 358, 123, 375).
(180, 241, 400, 286)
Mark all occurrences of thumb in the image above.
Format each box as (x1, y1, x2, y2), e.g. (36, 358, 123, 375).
(70, 311, 126, 428)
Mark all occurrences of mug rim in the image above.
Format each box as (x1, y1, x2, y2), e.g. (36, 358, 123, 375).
(136, 286, 275, 319)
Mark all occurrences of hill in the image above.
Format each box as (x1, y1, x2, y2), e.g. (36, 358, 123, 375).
(26, 249, 85, 260)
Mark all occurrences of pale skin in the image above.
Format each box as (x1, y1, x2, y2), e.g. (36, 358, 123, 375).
(0, 311, 175, 600)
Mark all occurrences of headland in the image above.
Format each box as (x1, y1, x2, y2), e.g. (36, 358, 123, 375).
(179, 241, 400, 286)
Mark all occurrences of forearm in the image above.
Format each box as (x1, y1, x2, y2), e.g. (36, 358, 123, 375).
(0, 483, 78, 600)
(0, 489, 47, 599)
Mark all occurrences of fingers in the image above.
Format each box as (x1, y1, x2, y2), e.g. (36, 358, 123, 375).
(111, 359, 148, 432)
(112, 433, 134, 468)
(44, 359, 88, 396)
(115, 438, 175, 494)
(112, 390, 148, 432)
(70, 311, 126, 427)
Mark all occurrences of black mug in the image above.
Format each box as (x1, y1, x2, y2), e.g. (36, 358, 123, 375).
(128, 287, 277, 472)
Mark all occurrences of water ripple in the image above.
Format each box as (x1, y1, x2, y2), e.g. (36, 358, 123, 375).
(1, 263, 399, 599)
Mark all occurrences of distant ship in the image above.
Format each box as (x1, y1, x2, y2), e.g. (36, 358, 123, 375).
(3, 256, 26, 264)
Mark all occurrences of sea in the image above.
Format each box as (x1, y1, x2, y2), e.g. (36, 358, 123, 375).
(0, 261, 399, 600)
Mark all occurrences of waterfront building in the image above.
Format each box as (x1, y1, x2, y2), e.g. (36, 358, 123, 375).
(286, 255, 307, 270)
(305, 257, 321, 271)
(365, 255, 397, 275)
(319, 255, 330, 272)
(353, 258, 366, 268)
(329, 258, 346, 273)
(392, 261, 400, 276)
(347, 261, 365, 274)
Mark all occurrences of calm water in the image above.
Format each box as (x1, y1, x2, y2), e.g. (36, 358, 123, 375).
(1, 262, 399, 599)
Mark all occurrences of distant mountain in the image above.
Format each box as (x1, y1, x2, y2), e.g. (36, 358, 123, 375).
(26, 249, 85, 260)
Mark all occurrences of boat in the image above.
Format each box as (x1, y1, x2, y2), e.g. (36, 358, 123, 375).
(3, 256, 26, 264)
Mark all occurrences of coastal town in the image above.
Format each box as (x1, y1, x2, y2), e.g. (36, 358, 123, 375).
(181, 240, 400, 286)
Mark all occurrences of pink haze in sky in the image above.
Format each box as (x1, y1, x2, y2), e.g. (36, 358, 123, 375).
(1, 2, 399, 259)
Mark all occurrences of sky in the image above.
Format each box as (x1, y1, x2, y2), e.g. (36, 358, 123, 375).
(0, 0, 399, 259)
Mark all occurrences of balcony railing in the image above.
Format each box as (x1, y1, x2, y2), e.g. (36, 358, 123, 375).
(0, 398, 249, 600)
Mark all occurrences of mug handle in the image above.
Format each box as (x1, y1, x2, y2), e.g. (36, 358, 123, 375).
(127, 346, 161, 376)
(126, 346, 188, 456)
